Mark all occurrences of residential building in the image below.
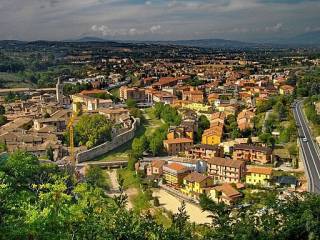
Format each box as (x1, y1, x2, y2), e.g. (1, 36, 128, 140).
(181, 172, 213, 199)
(185, 144, 224, 160)
(246, 166, 273, 186)
(167, 126, 193, 141)
(146, 160, 166, 177)
(206, 157, 246, 183)
(163, 138, 193, 155)
(201, 124, 224, 145)
(233, 144, 273, 164)
(163, 163, 191, 186)
(207, 183, 242, 205)
(119, 86, 146, 102)
(279, 85, 294, 95)
(237, 109, 255, 131)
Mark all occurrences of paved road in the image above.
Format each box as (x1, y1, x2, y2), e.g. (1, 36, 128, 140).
(293, 101, 320, 193)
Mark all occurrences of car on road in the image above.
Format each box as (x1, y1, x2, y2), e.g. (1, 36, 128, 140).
(302, 138, 308, 142)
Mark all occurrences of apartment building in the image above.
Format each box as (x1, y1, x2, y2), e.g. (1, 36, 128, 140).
(206, 157, 246, 183)
(119, 86, 146, 102)
(163, 138, 193, 155)
(233, 144, 273, 164)
(163, 163, 191, 186)
(185, 144, 224, 160)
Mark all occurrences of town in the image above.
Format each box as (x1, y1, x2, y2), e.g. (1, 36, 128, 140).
(1, 39, 320, 229)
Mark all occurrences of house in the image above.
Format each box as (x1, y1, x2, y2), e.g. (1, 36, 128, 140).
(206, 183, 242, 205)
(119, 86, 146, 102)
(275, 176, 298, 189)
(167, 126, 194, 141)
(163, 138, 193, 155)
(201, 124, 224, 145)
(237, 109, 255, 131)
(181, 172, 213, 199)
(185, 144, 224, 160)
(210, 112, 226, 126)
(233, 144, 273, 164)
(182, 89, 204, 103)
(146, 160, 166, 177)
(245, 166, 273, 186)
(279, 85, 294, 95)
(163, 163, 191, 186)
(206, 157, 246, 183)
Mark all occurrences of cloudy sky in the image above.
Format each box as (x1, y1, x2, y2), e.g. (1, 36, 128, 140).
(0, 0, 319, 42)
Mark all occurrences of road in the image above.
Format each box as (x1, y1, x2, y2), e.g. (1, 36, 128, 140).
(293, 101, 320, 193)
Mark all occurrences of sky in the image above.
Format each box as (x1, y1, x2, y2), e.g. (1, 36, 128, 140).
(0, 0, 319, 42)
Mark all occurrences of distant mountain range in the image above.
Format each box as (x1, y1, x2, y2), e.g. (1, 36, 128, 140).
(72, 31, 320, 49)
(2, 31, 320, 49)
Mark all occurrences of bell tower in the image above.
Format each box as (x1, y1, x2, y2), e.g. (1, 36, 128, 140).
(56, 77, 64, 104)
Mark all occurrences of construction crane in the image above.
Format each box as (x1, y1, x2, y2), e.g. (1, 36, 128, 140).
(67, 113, 76, 166)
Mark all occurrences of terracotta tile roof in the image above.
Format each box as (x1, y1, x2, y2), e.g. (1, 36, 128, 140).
(206, 157, 245, 168)
(184, 172, 210, 183)
(247, 166, 273, 175)
(234, 144, 272, 154)
(164, 138, 193, 144)
(151, 160, 166, 168)
(80, 89, 107, 95)
(165, 162, 189, 172)
(214, 183, 241, 198)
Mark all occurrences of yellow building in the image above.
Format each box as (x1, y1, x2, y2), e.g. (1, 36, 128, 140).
(163, 163, 191, 186)
(246, 166, 273, 186)
(201, 125, 223, 145)
(181, 172, 213, 199)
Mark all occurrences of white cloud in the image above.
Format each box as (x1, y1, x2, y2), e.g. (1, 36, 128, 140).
(150, 25, 161, 33)
(265, 23, 283, 32)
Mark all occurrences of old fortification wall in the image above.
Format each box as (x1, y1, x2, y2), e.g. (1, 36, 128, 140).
(76, 118, 139, 163)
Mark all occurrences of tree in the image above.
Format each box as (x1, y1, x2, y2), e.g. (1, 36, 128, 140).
(46, 146, 54, 161)
(0, 105, 5, 115)
(0, 115, 7, 126)
(75, 114, 112, 148)
(131, 137, 144, 159)
(85, 165, 108, 189)
(126, 99, 137, 108)
(149, 136, 163, 157)
(196, 115, 210, 142)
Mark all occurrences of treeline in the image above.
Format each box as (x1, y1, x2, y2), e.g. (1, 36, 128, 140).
(154, 102, 181, 126)
(254, 95, 297, 148)
(296, 67, 320, 97)
(1, 151, 320, 239)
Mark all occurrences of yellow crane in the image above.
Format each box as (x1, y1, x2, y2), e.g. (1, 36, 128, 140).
(67, 113, 76, 166)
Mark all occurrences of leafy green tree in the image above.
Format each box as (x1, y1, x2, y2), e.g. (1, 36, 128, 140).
(126, 99, 137, 108)
(85, 165, 108, 189)
(46, 146, 54, 161)
(0, 105, 5, 115)
(0, 115, 8, 126)
(75, 114, 112, 148)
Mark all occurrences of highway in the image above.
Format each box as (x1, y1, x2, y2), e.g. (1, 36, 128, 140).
(293, 101, 320, 193)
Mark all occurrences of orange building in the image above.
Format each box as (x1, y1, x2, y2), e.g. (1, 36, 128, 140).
(163, 138, 193, 155)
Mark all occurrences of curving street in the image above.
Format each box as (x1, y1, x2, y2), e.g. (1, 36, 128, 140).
(293, 101, 320, 193)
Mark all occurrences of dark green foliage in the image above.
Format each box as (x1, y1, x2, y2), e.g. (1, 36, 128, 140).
(74, 114, 112, 148)
(46, 146, 54, 161)
(0, 105, 5, 115)
(154, 102, 181, 125)
(0, 115, 8, 126)
(85, 165, 108, 189)
(196, 115, 210, 142)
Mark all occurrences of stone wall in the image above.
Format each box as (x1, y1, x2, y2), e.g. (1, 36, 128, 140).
(76, 118, 139, 163)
